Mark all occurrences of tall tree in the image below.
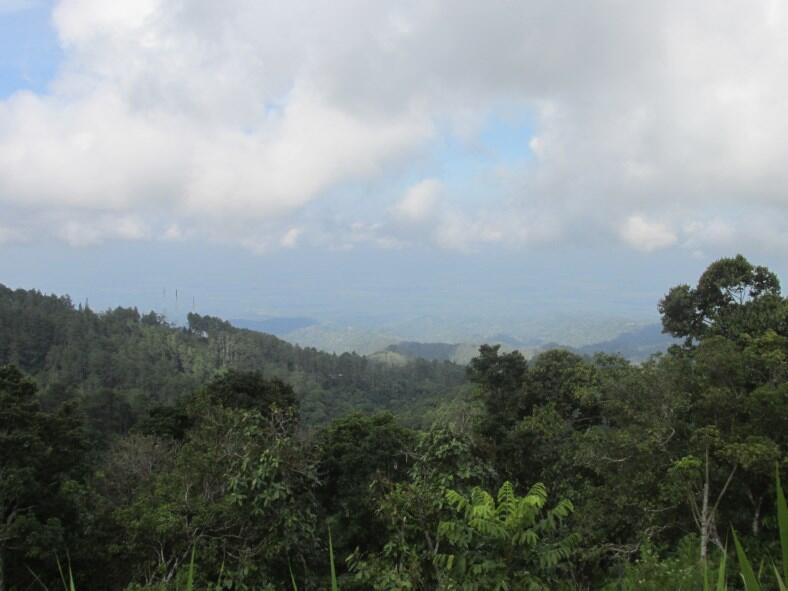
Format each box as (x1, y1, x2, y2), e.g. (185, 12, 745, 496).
(659, 254, 783, 344)
(659, 256, 787, 561)
(0, 366, 84, 591)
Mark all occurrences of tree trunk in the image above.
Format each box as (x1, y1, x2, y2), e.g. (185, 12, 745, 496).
(752, 495, 762, 536)
(700, 448, 711, 561)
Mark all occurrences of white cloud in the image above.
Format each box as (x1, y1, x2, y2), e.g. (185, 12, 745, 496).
(0, 0, 786, 255)
(392, 179, 442, 222)
(53, 0, 158, 45)
(162, 223, 183, 241)
(56, 215, 149, 246)
(528, 136, 545, 158)
(683, 220, 735, 247)
(620, 215, 677, 252)
(429, 208, 560, 252)
(434, 212, 505, 251)
(280, 227, 302, 248)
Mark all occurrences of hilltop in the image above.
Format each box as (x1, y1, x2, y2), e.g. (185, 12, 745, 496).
(0, 283, 467, 426)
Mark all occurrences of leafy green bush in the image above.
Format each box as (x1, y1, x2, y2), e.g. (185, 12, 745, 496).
(601, 537, 711, 591)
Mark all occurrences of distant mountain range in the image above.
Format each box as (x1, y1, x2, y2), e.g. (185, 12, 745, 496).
(376, 341, 486, 365)
(237, 314, 658, 357)
(377, 324, 675, 365)
(232, 316, 677, 364)
(573, 323, 678, 361)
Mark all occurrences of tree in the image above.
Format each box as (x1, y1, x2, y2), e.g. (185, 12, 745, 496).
(317, 413, 414, 566)
(525, 349, 601, 426)
(467, 345, 528, 467)
(658, 257, 787, 561)
(0, 365, 84, 591)
(508, 354, 684, 576)
(659, 254, 783, 344)
(665, 335, 784, 560)
(205, 369, 299, 417)
(348, 426, 494, 590)
(111, 398, 320, 589)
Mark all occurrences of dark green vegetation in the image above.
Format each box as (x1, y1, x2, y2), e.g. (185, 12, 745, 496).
(0, 254, 785, 590)
(0, 286, 466, 427)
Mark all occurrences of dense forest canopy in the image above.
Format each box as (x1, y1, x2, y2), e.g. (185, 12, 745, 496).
(0, 254, 786, 590)
(0, 284, 466, 427)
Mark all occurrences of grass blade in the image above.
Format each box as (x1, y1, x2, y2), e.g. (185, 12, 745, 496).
(216, 560, 225, 588)
(704, 560, 710, 591)
(774, 565, 787, 591)
(329, 527, 339, 591)
(56, 557, 66, 591)
(289, 560, 299, 591)
(777, 467, 788, 586)
(185, 545, 195, 591)
(55, 557, 76, 591)
(733, 529, 761, 591)
(716, 548, 728, 591)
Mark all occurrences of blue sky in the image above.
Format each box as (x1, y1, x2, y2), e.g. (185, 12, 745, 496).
(0, 0, 59, 97)
(0, 0, 786, 343)
(0, 236, 721, 323)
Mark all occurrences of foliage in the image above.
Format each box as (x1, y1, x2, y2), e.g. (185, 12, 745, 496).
(316, 412, 415, 569)
(729, 468, 788, 591)
(0, 365, 85, 591)
(0, 284, 467, 428)
(347, 425, 495, 590)
(0, 254, 785, 590)
(659, 254, 784, 344)
(600, 537, 710, 591)
(434, 481, 578, 590)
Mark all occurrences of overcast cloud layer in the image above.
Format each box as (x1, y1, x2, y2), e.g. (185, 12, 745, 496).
(0, 0, 787, 257)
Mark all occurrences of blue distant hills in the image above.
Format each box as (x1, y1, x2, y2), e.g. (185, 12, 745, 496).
(384, 323, 676, 364)
(233, 315, 677, 364)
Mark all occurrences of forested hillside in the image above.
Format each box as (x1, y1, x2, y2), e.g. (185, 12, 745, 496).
(0, 255, 786, 591)
(0, 284, 466, 426)
(383, 324, 677, 365)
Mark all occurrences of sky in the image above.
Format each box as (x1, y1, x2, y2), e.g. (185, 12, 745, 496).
(0, 0, 786, 338)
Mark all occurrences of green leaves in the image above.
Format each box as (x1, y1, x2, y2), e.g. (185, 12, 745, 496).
(659, 255, 784, 343)
(732, 529, 761, 591)
(435, 481, 577, 590)
(701, 546, 728, 591)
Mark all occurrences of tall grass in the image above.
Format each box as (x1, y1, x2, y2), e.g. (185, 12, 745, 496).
(328, 527, 339, 591)
(703, 546, 727, 591)
(725, 468, 788, 591)
(185, 546, 195, 591)
(56, 558, 76, 591)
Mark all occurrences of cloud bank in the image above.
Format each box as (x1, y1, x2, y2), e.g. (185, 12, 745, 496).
(0, 0, 786, 255)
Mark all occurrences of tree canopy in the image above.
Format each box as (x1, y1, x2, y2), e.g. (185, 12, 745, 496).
(0, 255, 785, 590)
